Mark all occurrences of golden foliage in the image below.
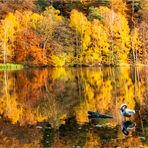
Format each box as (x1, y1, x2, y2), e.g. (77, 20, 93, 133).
(0, 13, 19, 63)
(74, 66, 146, 125)
(69, 6, 133, 65)
(110, 0, 128, 15)
(0, 2, 144, 66)
(91, 19, 110, 64)
(49, 54, 66, 67)
(70, 9, 91, 64)
(99, 6, 130, 64)
(130, 28, 142, 63)
(0, 66, 147, 148)
(70, 9, 108, 65)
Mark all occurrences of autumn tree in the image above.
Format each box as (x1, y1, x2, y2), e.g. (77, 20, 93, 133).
(0, 13, 19, 64)
(35, 6, 64, 65)
(13, 11, 47, 66)
(14, 29, 47, 66)
(90, 18, 110, 65)
(109, 0, 128, 15)
(0, 0, 144, 66)
(70, 9, 92, 65)
(98, 6, 130, 64)
(130, 28, 142, 64)
(0, 0, 36, 18)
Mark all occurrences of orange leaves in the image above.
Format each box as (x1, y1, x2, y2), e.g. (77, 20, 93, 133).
(0, 11, 46, 65)
(27, 47, 47, 66)
(0, 6, 64, 66)
(14, 29, 47, 66)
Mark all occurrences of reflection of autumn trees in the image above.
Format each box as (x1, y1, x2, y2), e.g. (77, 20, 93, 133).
(0, 117, 146, 148)
(75, 68, 114, 123)
(0, 67, 147, 127)
(0, 120, 41, 148)
(0, 67, 147, 147)
(37, 68, 78, 127)
(14, 68, 77, 126)
(53, 117, 146, 147)
(0, 68, 79, 126)
(0, 71, 23, 124)
(74, 67, 146, 125)
(0, 69, 47, 124)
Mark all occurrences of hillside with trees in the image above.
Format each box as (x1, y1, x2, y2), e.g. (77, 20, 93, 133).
(0, 0, 147, 66)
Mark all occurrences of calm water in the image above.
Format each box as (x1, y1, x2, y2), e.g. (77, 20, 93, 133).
(0, 67, 147, 147)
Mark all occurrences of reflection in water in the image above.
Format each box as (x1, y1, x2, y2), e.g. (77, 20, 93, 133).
(88, 110, 113, 119)
(0, 67, 147, 147)
(121, 121, 136, 136)
(41, 122, 54, 148)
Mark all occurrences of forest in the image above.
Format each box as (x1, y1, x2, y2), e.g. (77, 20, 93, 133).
(0, 0, 147, 66)
(0, 1, 148, 146)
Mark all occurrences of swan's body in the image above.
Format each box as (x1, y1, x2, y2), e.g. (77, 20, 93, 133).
(120, 104, 135, 117)
(88, 111, 113, 119)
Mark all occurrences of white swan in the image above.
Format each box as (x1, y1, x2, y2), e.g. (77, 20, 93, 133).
(120, 104, 135, 117)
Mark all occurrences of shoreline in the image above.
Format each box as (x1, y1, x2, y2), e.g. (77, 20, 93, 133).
(0, 63, 24, 70)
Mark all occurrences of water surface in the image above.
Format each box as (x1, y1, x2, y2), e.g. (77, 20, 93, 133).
(0, 67, 147, 147)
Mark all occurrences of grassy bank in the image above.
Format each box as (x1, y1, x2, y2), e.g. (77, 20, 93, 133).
(0, 64, 24, 71)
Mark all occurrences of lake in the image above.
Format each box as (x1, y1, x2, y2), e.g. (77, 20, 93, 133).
(0, 67, 147, 147)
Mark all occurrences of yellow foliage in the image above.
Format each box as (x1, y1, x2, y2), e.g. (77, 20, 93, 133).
(70, 9, 109, 65)
(99, 6, 130, 64)
(75, 101, 89, 124)
(84, 132, 101, 148)
(37, 6, 62, 35)
(50, 54, 66, 67)
(0, 13, 19, 63)
(30, 13, 43, 30)
(131, 28, 142, 51)
(0, 66, 147, 130)
(91, 19, 110, 64)
(130, 28, 142, 63)
(15, 11, 43, 30)
(110, 0, 128, 15)
(70, 9, 91, 50)
(69, 6, 132, 65)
